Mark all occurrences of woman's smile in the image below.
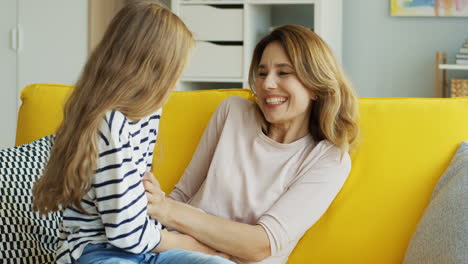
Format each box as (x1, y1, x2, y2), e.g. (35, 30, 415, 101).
(264, 95, 288, 108)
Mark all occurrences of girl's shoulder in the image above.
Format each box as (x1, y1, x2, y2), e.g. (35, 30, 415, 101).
(99, 110, 130, 143)
(101, 109, 161, 131)
(103, 110, 128, 129)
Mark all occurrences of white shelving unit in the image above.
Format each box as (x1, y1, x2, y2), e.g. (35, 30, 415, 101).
(439, 64, 468, 70)
(435, 51, 468, 97)
(170, 0, 342, 90)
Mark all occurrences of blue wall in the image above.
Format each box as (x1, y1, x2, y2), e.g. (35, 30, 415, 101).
(343, 0, 468, 97)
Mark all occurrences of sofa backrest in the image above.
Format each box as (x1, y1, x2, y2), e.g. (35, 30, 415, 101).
(16, 83, 468, 263)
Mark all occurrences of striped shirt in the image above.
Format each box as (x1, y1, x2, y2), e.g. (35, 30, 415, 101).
(56, 109, 163, 264)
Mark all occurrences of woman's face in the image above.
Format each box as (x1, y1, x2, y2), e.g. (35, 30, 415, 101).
(255, 42, 314, 127)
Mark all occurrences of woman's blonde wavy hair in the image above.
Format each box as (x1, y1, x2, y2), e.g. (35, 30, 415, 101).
(33, 1, 194, 215)
(249, 24, 359, 153)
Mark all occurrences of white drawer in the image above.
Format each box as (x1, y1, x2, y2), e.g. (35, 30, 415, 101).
(180, 5, 243, 41)
(183, 41, 243, 79)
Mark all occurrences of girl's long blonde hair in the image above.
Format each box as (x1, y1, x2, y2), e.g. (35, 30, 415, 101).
(33, 1, 194, 215)
(249, 24, 359, 153)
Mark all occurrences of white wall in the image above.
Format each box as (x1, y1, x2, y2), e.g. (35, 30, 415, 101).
(0, 0, 87, 149)
(343, 0, 468, 98)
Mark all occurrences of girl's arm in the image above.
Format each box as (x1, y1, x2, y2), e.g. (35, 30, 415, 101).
(96, 112, 230, 258)
(143, 174, 270, 262)
(94, 111, 162, 254)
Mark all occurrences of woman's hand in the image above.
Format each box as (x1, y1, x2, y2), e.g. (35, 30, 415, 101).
(142, 172, 170, 224)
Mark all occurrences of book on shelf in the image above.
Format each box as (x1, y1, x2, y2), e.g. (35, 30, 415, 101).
(456, 59, 468, 65)
(460, 48, 468, 53)
(456, 54, 468, 59)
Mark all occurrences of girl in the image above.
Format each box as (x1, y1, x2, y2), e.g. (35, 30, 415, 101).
(33, 2, 232, 264)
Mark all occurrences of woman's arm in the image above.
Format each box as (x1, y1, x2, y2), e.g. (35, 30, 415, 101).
(153, 229, 229, 259)
(144, 173, 228, 257)
(167, 200, 270, 262)
(143, 174, 270, 262)
(144, 144, 351, 261)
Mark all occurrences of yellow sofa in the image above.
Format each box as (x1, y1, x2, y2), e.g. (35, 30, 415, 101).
(16, 83, 468, 263)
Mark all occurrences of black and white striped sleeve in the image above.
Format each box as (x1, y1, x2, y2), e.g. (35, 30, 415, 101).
(93, 111, 161, 254)
(144, 109, 161, 170)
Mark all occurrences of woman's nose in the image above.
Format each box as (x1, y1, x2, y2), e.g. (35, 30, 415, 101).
(262, 74, 277, 90)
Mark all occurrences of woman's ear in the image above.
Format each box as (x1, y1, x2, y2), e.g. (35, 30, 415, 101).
(308, 89, 317, 101)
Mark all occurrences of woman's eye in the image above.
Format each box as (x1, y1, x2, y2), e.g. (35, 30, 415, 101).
(279, 72, 290, 76)
(258, 72, 267, 77)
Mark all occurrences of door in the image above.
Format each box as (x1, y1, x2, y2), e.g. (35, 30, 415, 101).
(17, 0, 88, 92)
(0, 0, 88, 148)
(0, 0, 18, 149)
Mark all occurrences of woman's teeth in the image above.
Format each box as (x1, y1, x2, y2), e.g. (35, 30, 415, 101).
(266, 97, 287, 105)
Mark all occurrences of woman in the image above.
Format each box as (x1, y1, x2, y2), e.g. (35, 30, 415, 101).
(144, 24, 359, 263)
(33, 1, 232, 263)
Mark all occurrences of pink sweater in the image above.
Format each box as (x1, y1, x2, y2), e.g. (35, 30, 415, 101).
(169, 96, 351, 264)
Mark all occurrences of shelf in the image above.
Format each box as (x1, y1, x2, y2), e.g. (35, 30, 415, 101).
(435, 51, 468, 98)
(439, 64, 468, 70)
(247, 0, 317, 4)
(181, 1, 244, 4)
(180, 0, 317, 4)
(181, 77, 244, 83)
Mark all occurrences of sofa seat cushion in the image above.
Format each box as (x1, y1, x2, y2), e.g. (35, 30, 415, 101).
(0, 136, 60, 263)
(403, 141, 468, 264)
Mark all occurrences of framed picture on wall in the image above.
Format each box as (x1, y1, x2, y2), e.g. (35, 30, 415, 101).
(391, 0, 468, 17)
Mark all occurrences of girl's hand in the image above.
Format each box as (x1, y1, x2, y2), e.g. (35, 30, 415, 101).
(142, 172, 170, 223)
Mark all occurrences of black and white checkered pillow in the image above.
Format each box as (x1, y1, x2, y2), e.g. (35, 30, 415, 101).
(0, 136, 61, 263)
